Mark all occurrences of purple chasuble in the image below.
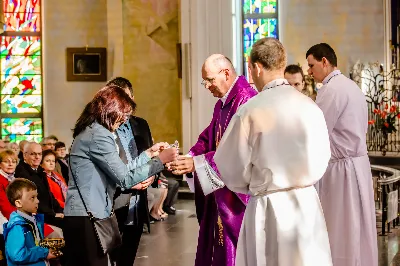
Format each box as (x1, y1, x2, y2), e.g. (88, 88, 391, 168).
(189, 76, 257, 266)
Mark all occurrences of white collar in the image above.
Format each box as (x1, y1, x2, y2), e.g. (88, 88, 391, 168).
(322, 69, 341, 85)
(262, 78, 289, 91)
(221, 76, 239, 105)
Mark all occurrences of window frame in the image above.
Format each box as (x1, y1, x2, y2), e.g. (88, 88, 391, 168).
(0, 0, 43, 142)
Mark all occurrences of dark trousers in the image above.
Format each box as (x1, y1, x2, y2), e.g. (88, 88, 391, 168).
(0, 235, 6, 266)
(115, 223, 143, 266)
(164, 178, 179, 207)
(114, 206, 144, 266)
(64, 216, 109, 266)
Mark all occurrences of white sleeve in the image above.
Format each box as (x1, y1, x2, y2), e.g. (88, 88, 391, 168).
(193, 155, 225, 196)
(214, 114, 252, 194)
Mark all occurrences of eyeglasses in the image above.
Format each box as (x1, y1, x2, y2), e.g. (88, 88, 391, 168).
(201, 69, 227, 87)
(28, 152, 42, 157)
(44, 143, 55, 146)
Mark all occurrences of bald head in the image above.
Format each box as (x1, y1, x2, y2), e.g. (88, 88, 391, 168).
(201, 54, 237, 98)
(203, 54, 236, 73)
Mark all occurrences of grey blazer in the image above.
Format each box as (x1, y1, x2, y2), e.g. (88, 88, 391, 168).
(64, 122, 164, 219)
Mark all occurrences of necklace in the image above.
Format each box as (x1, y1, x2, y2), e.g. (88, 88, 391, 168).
(325, 72, 341, 84)
(263, 79, 290, 91)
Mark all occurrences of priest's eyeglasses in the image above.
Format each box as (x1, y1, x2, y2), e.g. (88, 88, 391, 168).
(201, 69, 228, 87)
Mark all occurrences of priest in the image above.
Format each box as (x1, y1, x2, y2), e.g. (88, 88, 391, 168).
(214, 38, 333, 266)
(170, 54, 257, 266)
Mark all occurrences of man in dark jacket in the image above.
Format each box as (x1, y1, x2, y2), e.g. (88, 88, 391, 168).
(108, 77, 160, 266)
(14, 142, 64, 228)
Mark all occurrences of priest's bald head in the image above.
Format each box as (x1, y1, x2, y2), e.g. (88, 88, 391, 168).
(201, 54, 237, 98)
(248, 37, 287, 91)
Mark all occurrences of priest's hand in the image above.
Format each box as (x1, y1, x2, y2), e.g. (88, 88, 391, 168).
(170, 156, 195, 175)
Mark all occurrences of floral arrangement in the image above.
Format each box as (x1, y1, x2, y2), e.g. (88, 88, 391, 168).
(369, 103, 400, 134)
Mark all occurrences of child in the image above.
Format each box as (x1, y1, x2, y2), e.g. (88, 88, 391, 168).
(3, 178, 57, 266)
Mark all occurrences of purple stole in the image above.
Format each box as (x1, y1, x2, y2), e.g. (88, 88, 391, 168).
(189, 76, 257, 266)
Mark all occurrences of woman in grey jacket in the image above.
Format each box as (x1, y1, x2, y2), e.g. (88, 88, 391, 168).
(63, 85, 178, 266)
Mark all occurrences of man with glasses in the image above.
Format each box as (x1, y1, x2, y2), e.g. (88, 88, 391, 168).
(170, 54, 257, 266)
(15, 142, 64, 228)
(40, 136, 57, 151)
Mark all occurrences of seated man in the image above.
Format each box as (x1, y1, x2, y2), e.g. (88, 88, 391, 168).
(15, 142, 64, 228)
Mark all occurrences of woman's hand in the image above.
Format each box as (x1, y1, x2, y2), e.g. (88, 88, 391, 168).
(55, 213, 64, 219)
(146, 142, 170, 157)
(158, 147, 179, 164)
(131, 176, 155, 190)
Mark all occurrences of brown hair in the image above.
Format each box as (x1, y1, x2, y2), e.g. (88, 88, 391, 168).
(284, 64, 305, 82)
(0, 149, 18, 163)
(41, 149, 56, 164)
(6, 178, 37, 207)
(73, 85, 136, 138)
(250, 37, 287, 71)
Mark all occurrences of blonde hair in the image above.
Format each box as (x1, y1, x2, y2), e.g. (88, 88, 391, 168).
(0, 149, 18, 162)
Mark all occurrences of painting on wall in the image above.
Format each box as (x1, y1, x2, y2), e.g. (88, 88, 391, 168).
(66, 47, 107, 81)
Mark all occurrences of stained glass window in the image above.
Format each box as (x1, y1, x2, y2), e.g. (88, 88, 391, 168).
(242, 0, 279, 77)
(1, 0, 42, 141)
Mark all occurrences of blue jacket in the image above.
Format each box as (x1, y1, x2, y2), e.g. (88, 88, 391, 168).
(64, 122, 164, 219)
(3, 212, 49, 266)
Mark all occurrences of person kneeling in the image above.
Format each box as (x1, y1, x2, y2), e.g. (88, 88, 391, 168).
(3, 178, 58, 266)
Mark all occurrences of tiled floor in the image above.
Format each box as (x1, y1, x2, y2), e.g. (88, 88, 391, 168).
(135, 200, 400, 266)
(134, 200, 198, 266)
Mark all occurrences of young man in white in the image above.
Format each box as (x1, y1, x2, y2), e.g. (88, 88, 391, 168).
(214, 37, 333, 266)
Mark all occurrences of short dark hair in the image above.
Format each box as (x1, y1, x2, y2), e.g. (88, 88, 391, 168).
(106, 77, 133, 96)
(54, 141, 66, 151)
(250, 37, 287, 71)
(284, 64, 305, 82)
(73, 85, 136, 138)
(6, 178, 37, 207)
(306, 43, 337, 67)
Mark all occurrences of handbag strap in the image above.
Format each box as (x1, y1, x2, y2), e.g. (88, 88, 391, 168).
(68, 141, 116, 219)
(68, 154, 93, 219)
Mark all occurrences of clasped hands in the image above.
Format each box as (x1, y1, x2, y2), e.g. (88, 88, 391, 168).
(132, 142, 179, 190)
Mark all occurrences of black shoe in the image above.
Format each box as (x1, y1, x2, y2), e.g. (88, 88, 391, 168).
(163, 206, 176, 215)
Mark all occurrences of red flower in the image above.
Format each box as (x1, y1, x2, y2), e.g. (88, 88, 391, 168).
(384, 122, 389, 128)
(390, 105, 397, 113)
(385, 104, 389, 110)
(397, 113, 400, 119)
(368, 120, 375, 125)
(373, 109, 380, 114)
(381, 111, 388, 118)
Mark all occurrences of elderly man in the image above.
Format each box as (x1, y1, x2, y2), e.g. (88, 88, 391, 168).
(170, 54, 257, 266)
(15, 142, 64, 228)
(214, 37, 332, 266)
(306, 43, 378, 266)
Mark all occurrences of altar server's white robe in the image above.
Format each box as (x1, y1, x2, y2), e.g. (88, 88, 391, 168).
(214, 80, 333, 266)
